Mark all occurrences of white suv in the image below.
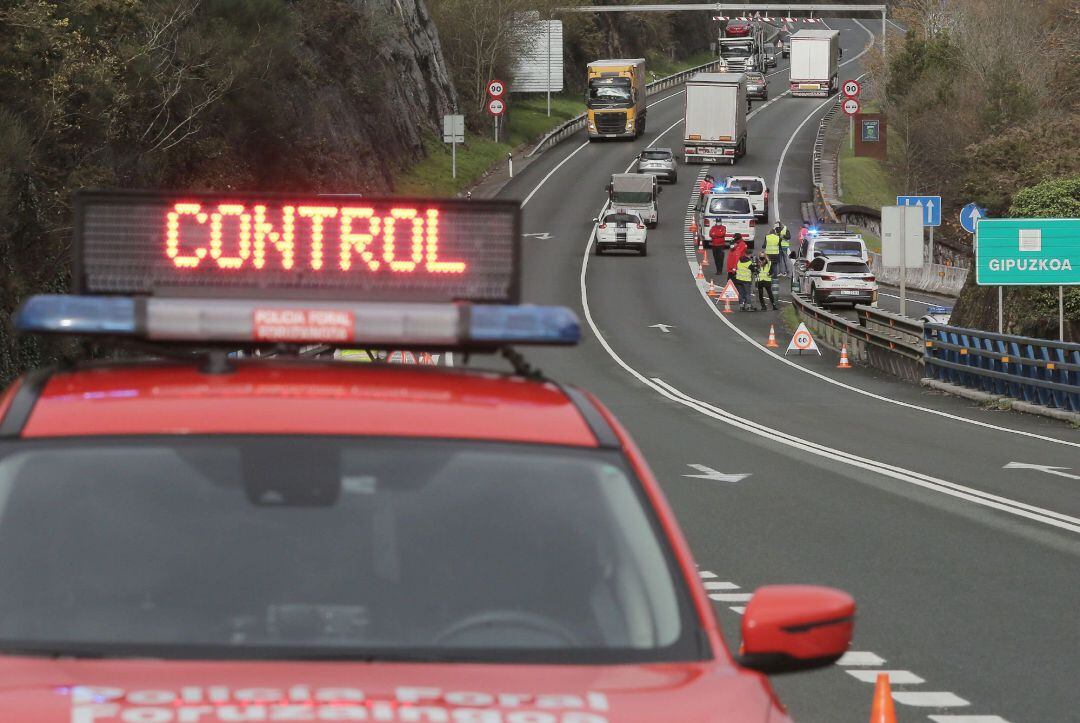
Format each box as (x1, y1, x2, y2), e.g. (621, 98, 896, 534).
(694, 193, 757, 247)
(723, 176, 769, 221)
(803, 256, 878, 307)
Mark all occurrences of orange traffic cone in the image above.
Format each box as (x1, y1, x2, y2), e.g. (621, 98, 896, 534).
(869, 673, 897, 723)
(766, 325, 779, 348)
(695, 265, 705, 280)
(837, 343, 852, 369)
(707, 281, 719, 298)
(721, 297, 733, 314)
(689, 221, 698, 235)
(702, 253, 710, 268)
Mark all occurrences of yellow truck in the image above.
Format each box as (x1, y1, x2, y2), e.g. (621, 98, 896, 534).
(586, 59, 647, 140)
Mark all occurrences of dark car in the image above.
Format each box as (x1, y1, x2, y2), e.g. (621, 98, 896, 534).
(746, 72, 768, 100)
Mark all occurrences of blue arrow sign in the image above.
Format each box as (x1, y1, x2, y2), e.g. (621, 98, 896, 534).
(897, 195, 941, 227)
(960, 202, 988, 234)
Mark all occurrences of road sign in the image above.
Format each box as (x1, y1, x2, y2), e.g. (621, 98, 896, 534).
(487, 79, 506, 97)
(785, 323, 821, 355)
(975, 219, 1080, 286)
(841, 98, 860, 116)
(882, 205, 923, 268)
(842, 79, 861, 97)
(487, 98, 506, 116)
(960, 202, 987, 234)
(897, 195, 941, 227)
(442, 114, 464, 143)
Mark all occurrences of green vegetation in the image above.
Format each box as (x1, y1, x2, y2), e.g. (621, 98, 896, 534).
(838, 140, 900, 212)
(646, 52, 717, 82)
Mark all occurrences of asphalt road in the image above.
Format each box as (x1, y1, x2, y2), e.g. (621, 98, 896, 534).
(497, 18, 1080, 723)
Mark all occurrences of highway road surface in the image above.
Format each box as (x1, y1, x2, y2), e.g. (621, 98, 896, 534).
(497, 18, 1080, 723)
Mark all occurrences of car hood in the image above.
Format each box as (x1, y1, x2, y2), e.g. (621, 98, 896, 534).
(0, 656, 787, 722)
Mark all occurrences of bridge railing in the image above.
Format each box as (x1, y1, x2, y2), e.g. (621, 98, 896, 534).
(924, 324, 1080, 412)
(868, 252, 968, 297)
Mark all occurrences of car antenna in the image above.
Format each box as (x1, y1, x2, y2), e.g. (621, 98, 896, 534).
(500, 346, 545, 381)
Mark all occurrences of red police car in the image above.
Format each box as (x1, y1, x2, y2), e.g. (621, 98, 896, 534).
(0, 191, 855, 722)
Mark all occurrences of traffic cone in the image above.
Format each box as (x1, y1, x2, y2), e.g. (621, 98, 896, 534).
(766, 325, 779, 348)
(707, 281, 719, 298)
(695, 265, 705, 280)
(689, 221, 698, 235)
(702, 252, 709, 268)
(837, 343, 852, 369)
(869, 673, 897, 723)
(721, 297, 733, 314)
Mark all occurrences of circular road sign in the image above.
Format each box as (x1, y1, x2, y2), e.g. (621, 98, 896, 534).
(487, 97, 506, 116)
(841, 98, 861, 116)
(842, 79, 862, 98)
(487, 79, 506, 97)
(793, 329, 813, 350)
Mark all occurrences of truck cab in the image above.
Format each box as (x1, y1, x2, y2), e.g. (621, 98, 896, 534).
(607, 173, 661, 227)
(587, 59, 647, 140)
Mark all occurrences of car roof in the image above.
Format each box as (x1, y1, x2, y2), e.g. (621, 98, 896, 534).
(4, 362, 602, 446)
(608, 208, 643, 217)
(725, 175, 766, 182)
(706, 192, 753, 200)
(642, 147, 673, 153)
(822, 256, 869, 266)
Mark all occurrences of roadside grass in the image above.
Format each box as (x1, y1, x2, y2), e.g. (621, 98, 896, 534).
(838, 138, 900, 211)
(859, 227, 882, 253)
(779, 304, 800, 332)
(395, 54, 718, 197)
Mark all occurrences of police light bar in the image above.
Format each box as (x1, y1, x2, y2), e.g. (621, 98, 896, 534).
(73, 190, 521, 303)
(15, 295, 580, 348)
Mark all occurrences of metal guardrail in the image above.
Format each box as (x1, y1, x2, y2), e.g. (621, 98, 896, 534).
(790, 292, 924, 381)
(526, 58, 726, 159)
(924, 324, 1080, 412)
(867, 252, 968, 297)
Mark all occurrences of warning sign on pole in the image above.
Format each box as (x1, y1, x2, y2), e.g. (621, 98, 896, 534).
(785, 322, 821, 355)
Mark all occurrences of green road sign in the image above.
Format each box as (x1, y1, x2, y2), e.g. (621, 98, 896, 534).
(975, 218, 1080, 286)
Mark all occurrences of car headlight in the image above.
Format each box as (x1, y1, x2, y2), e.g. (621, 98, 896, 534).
(588, 120, 596, 130)
(625, 119, 634, 131)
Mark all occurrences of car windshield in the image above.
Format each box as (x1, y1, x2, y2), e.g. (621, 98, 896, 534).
(639, 151, 671, 161)
(612, 191, 653, 204)
(827, 262, 871, 274)
(708, 196, 751, 214)
(816, 240, 864, 256)
(589, 80, 632, 105)
(604, 213, 640, 225)
(727, 179, 764, 194)
(721, 44, 753, 58)
(0, 437, 698, 663)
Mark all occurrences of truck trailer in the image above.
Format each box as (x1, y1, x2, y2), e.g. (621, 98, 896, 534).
(586, 59, 647, 140)
(788, 29, 840, 97)
(683, 72, 748, 165)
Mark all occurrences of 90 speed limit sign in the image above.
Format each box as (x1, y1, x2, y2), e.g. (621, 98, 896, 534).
(487, 97, 506, 116)
(487, 79, 506, 97)
(842, 79, 861, 98)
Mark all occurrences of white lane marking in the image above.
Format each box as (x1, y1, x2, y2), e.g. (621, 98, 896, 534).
(708, 592, 753, 602)
(728, 606, 746, 614)
(703, 581, 740, 590)
(878, 291, 936, 307)
(698, 570, 718, 578)
(930, 717, 1012, 722)
(837, 651, 887, 666)
(847, 669, 925, 685)
(650, 377, 1080, 534)
(893, 691, 970, 707)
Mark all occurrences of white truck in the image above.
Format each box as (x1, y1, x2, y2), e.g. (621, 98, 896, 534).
(606, 173, 661, 227)
(717, 25, 764, 73)
(788, 29, 840, 97)
(683, 72, 748, 165)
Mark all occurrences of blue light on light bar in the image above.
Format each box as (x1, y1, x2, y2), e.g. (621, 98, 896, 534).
(15, 295, 136, 335)
(469, 305, 581, 346)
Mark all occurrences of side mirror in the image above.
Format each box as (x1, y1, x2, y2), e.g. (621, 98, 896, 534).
(657, 186, 664, 194)
(591, 218, 599, 224)
(737, 585, 854, 675)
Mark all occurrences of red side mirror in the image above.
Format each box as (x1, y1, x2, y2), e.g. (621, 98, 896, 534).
(737, 585, 855, 674)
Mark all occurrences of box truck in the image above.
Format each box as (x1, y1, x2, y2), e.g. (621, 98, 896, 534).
(682, 72, 748, 165)
(788, 29, 840, 97)
(586, 59, 647, 140)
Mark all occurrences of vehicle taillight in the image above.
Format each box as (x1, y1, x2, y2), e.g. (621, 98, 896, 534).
(749, 220, 756, 227)
(821, 274, 837, 281)
(637, 224, 645, 229)
(704, 218, 711, 226)
(599, 224, 607, 229)
(865, 275, 875, 281)
(764, 190, 770, 200)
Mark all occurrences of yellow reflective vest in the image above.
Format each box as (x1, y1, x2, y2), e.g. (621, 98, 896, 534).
(764, 233, 781, 254)
(735, 258, 754, 282)
(757, 258, 772, 283)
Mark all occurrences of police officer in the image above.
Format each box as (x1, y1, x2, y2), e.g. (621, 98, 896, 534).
(773, 221, 790, 276)
(735, 251, 755, 311)
(755, 252, 778, 311)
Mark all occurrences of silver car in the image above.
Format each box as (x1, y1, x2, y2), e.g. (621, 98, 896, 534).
(635, 148, 677, 183)
(746, 72, 768, 100)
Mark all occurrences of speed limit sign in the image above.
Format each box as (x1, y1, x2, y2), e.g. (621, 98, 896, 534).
(487, 79, 506, 97)
(842, 79, 861, 98)
(841, 98, 860, 116)
(487, 97, 506, 116)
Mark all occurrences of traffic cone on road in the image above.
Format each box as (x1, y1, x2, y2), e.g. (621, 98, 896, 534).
(869, 673, 897, 723)
(701, 252, 709, 268)
(707, 281, 719, 298)
(766, 325, 779, 348)
(689, 221, 698, 236)
(837, 343, 852, 369)
(695, 265, 705, 280)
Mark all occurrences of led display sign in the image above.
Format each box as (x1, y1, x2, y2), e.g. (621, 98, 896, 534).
(74, 191, 521, 302)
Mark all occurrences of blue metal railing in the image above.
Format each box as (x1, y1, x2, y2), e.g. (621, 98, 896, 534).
(924, 324, 1080, 412)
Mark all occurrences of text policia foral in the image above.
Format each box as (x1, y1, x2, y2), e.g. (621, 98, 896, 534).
(69, 685, 613, 722)
(165, 203, 467, 274)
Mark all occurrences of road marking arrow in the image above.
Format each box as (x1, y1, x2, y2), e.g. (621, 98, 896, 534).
(1003, 462, 1080, 480)
(650, 323, 674, 333)
(522, 232, 552, 240)
(682, 464, 750, 483)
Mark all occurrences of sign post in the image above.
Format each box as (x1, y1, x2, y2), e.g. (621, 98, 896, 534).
(842, 80, 861, 151)
(487, 80, 507, 143)
(442, 114, 465, 179)
(975, 218, 1080, 341)
(882, 205, 924, 317)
